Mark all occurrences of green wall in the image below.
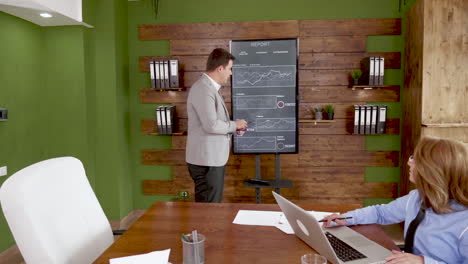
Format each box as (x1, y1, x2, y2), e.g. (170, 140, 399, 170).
(0, 12, 93, 251)
(0, 0, 132, 251)
(0, 12, 45, 251)
(127, 0, 414, 209)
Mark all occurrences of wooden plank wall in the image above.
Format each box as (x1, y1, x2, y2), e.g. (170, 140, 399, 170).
(401, 0, 468, 195)
(138, 18, 401, 204)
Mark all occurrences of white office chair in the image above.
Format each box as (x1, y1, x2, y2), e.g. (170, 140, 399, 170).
(0, 157, 114, 264)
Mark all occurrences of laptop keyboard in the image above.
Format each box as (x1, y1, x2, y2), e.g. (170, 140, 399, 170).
(325, 232, 367, 262)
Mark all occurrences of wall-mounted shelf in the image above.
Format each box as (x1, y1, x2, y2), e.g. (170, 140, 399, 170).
(243, 179, 293, 188)
(148, 87, 186, 92)
(299, 119, 336, 125)
(351, 85, 397, 90)
(421, 123, 468, 128)
(148, 131, 186, 136)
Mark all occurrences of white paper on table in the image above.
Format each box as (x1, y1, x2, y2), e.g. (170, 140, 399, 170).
(232, 210, 283, 226)
(109, 249, 171, 264)
(232, 210, 336, 235)
(274, 211, 337, 234)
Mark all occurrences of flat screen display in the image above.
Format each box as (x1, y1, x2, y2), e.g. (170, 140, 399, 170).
(230, 39, 299, 154)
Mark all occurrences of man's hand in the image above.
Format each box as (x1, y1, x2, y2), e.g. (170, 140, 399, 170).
(235, 119, 248, 130)
(385, 250, 424, 264)
(236, 130, 246, 136)
(320, 213, 348, 228)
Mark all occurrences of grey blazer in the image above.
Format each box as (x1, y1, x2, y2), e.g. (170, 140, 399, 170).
(185, 74, 237, 166)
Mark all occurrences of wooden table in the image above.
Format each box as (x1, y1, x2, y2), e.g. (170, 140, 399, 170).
(94, 202, 398, 264)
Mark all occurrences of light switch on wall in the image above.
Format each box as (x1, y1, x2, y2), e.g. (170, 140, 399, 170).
(0, 166, 7, 177)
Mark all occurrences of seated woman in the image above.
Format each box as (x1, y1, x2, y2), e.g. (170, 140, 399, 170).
(322, 136, 468, 263)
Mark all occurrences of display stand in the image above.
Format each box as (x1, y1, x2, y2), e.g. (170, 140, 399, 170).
(243, 154, 293, 204)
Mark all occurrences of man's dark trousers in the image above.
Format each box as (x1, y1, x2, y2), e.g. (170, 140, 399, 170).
(187, 163, 225, 202)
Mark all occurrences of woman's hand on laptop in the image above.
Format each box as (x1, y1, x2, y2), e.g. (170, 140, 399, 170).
(385, 250, 423, 264)
(321, 213, 348, 228)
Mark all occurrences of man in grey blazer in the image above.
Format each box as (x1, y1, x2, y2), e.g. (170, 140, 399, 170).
(186, 48, 248, 202)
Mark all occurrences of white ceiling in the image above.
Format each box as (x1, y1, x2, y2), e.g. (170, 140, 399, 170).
(0, 0, 92, 27)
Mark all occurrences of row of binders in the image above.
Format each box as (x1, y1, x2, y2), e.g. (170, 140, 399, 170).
(150, 60, 180, 88)
(354, 105, 387, 135)
(155, 106, 177, 134)
(366, 56, 385, 85)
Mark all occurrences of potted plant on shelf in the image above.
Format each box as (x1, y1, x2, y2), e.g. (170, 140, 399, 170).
(350, 69, 362, 85)
(323, 104, 335, 120)
(313, 107, 323, 120)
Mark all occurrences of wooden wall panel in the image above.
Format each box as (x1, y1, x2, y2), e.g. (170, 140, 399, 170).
(299, 135, 365, 150)
(422, 127, 468, 143)
(140, 89, 188, 104)
(298, 151, 399, 167)
(142, 117, 399, 136)
(299, 18, 401, 37)
(401, 0, 423, 193)
(421, 0, 468, 124)
(171, 37, 366, 56)
(140, 55, 206, 72)
(141, 88, 231, 104)
(139, 20, 299, 40)
(139, 17, 402, 204)
(298, 118, 399, 135)
(143, 179, 396, 200)
(299, 70, 350, 86)
(140, 86, 400, 104)
(142, 165, 396, 202)
(141, 119, 187, 134)
(142, 150, 299, 167)
(152, 69, 380, 87)
(142, 149, 398, 167)
(294, 182, 397, 198)
(141, 119, 157, 135)
(171, 135, 366, 152)
(144, 68, 394, 88)
(141, 52, 400, 72)
(299, 103, 356, 119)
(184, 72, 226, 88)
(300, 86, 400, 103)
(299, 52, 400, 70)
(299, 36, 366, 53)
(172, 103, 231, 119)
(171, 39, 230, 56)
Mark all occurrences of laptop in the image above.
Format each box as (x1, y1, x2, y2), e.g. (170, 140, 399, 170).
(272, 191, 391, 264)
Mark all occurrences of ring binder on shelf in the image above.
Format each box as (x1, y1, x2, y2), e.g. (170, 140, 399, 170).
(359, 105, 366, 135)
(369, 57, 375, 85)
(155, 61, 161, 88)
(378, 56, 385, 85)
(365, 105, 372, 134)
(354, 105, 360, 134)
(163, 61, 170, 88)
(371, 105, 378, 134)
(377, 105, 387, 134)
(150, 61, 156, 88)
(169, 59, 179, 88)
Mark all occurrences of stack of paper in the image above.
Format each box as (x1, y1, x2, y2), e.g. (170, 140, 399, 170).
(109, 249, 171, 264)
(233, 210, 335, 235)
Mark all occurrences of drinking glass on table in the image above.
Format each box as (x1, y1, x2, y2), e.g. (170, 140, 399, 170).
(301, 253, 327, 264)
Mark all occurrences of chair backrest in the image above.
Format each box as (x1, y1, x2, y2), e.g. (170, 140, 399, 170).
(0, 157, 114, 264)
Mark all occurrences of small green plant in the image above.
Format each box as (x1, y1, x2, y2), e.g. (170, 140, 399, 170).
(350, 69, 362, 79)
(312, 107, 323, 120)
(324, 104, 335, 114)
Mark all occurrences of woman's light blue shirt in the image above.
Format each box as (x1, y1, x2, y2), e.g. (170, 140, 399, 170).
(343, 190, 468, 264)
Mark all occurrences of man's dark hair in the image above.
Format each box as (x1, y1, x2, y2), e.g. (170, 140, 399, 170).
(206, 48, 235, 72)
